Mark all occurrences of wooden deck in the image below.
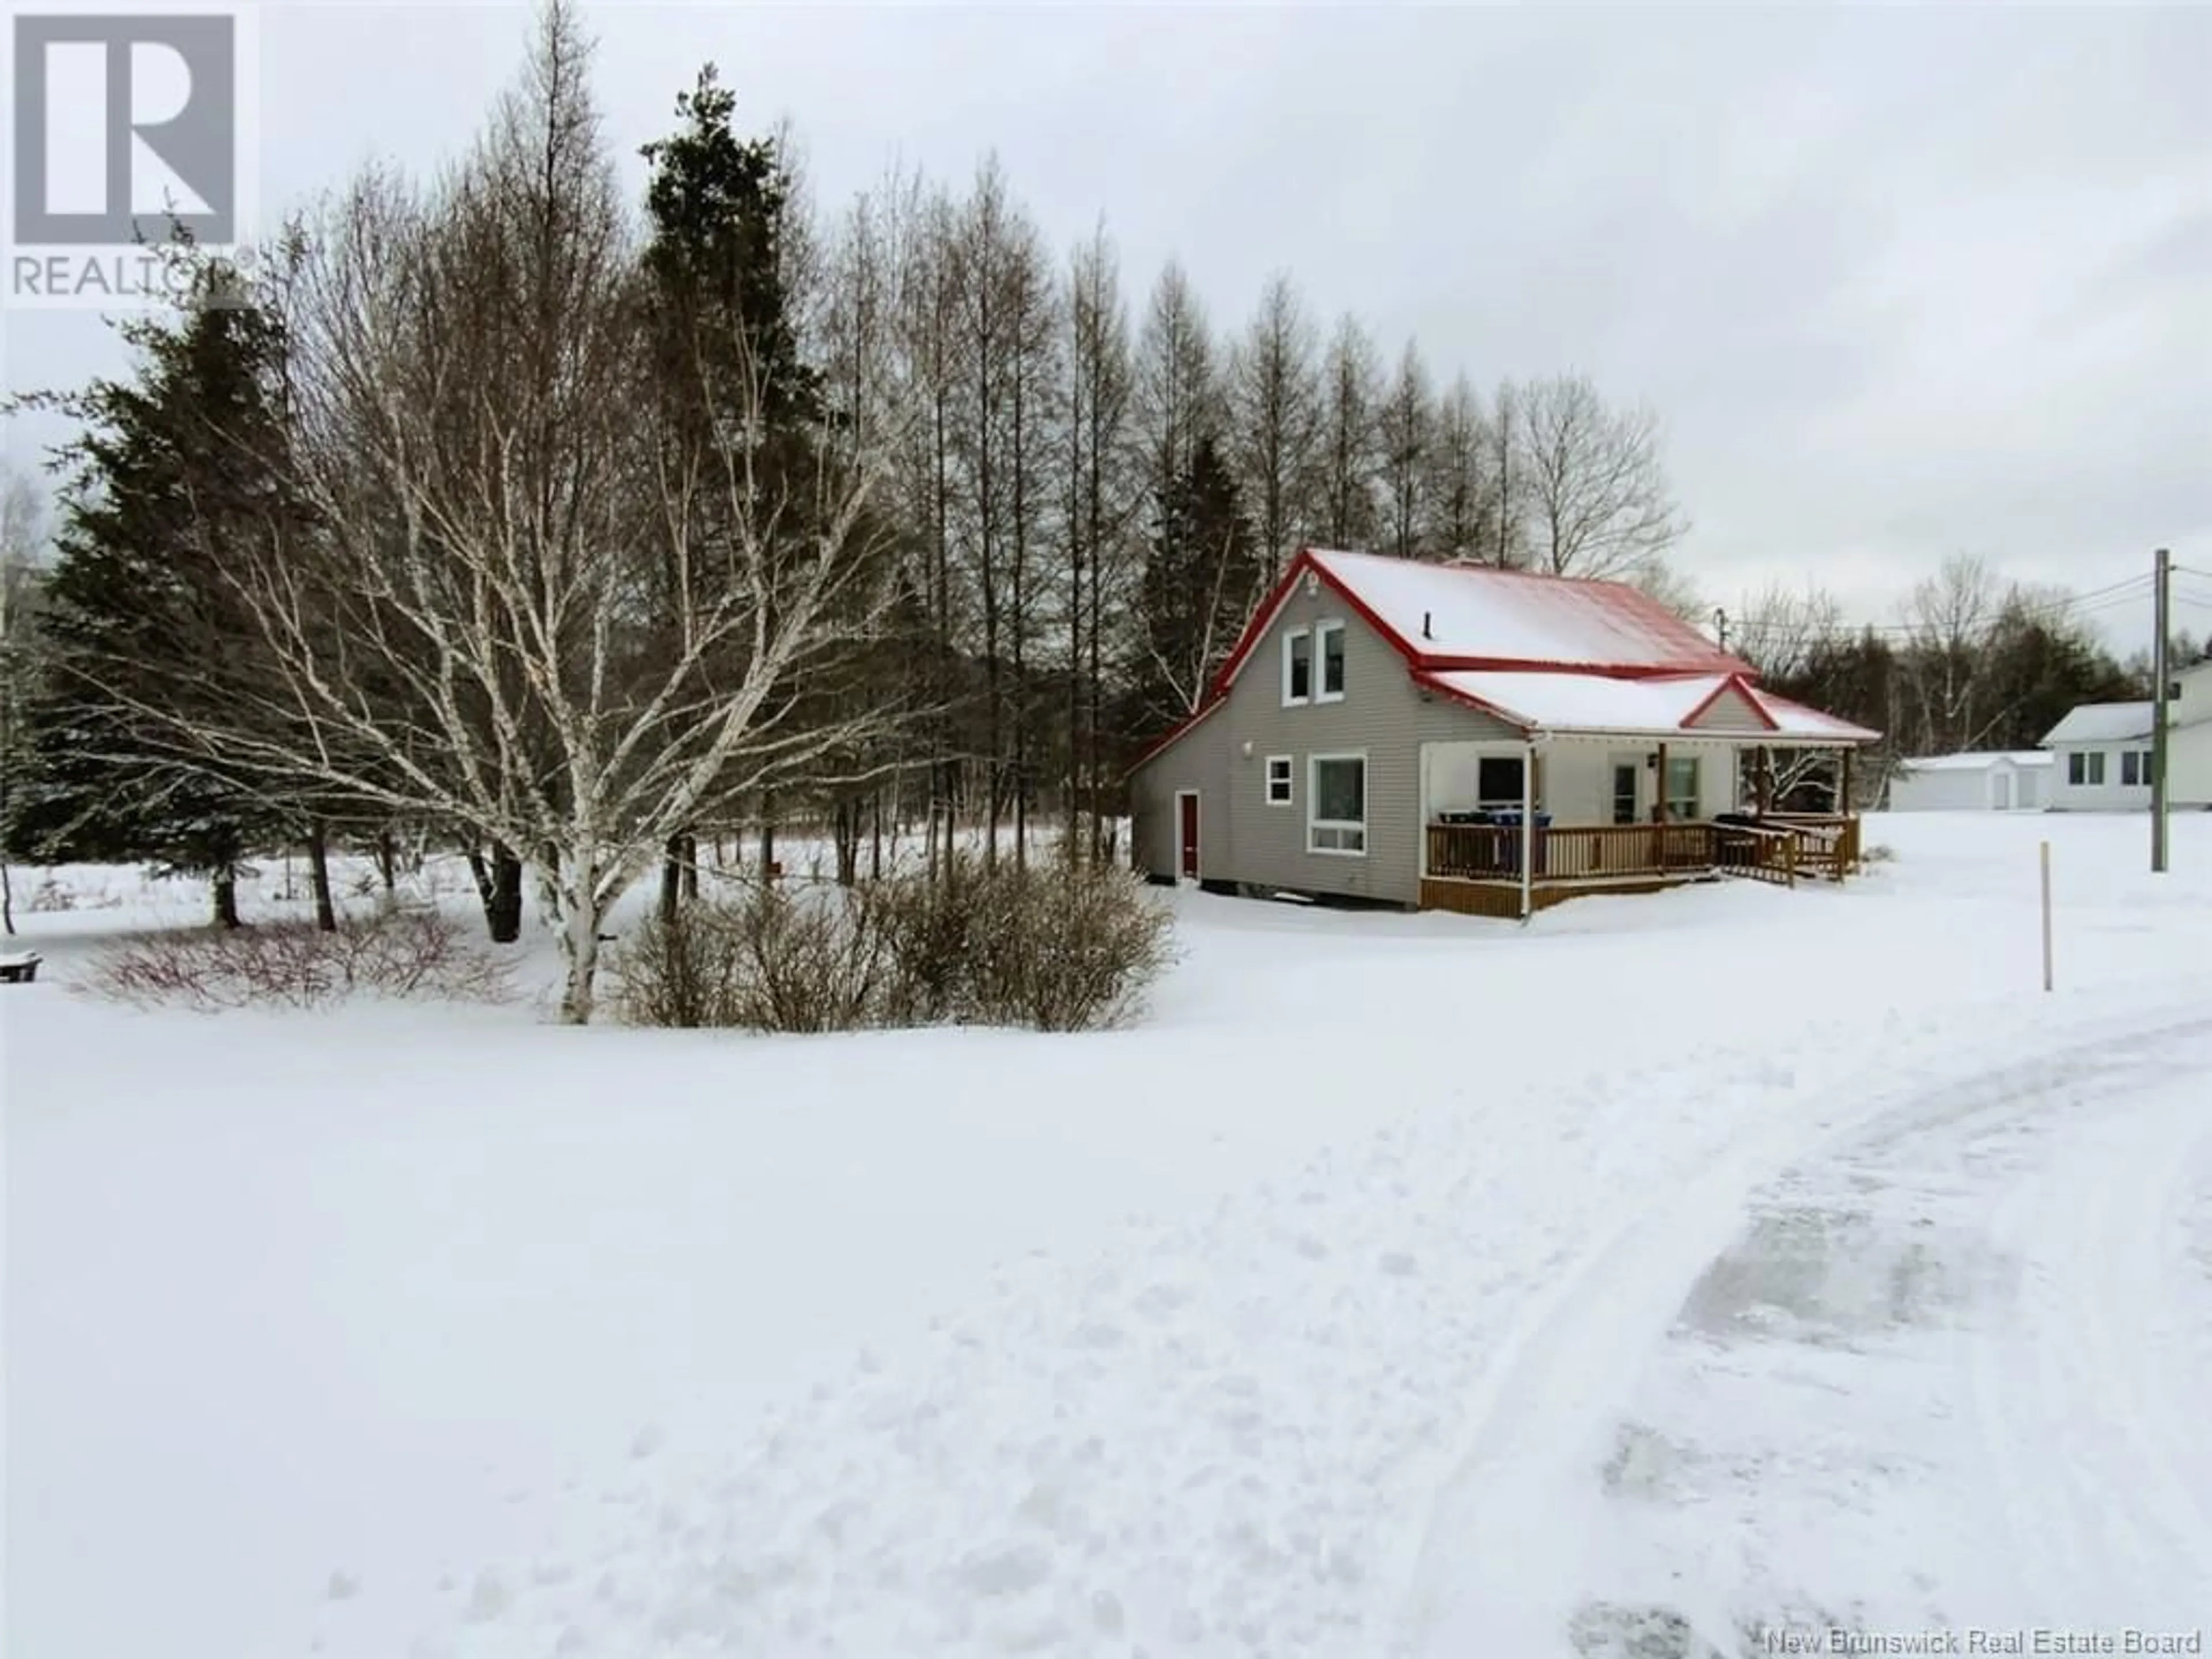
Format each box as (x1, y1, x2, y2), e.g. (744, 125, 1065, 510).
(1421, 815, 1861, 917)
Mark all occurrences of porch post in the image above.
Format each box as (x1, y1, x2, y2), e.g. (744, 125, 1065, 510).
(1755, 746, 1772, 817)
(1518, 738, 1536, 923)
(1417, 744, 1430, 882)
(1839, 744, 1858, 876)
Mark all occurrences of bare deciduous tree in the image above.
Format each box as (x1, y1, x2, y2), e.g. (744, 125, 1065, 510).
(945, 159, 1060, 869)
(1134, 261, 1219, 513)
(884, 176, 969, 873)
(1315, 312, 1380, 548)
(1377, 339, 1432, 560)
(1425, 372, 1488, 564)
(1225, 271, 1319, 585)
(1627, 558, 1707, 625)
(1899, 552, 2004, 754)
(1484, 377, 1523, 568)
(1517, 372, 1686, 579)
(1062, 224, 1138, 862)
(180, 4, 907, 1024)
(1731, 578, 1846, 681)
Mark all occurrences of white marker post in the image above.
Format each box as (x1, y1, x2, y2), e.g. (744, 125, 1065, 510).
(2039, 840, 2054, 993)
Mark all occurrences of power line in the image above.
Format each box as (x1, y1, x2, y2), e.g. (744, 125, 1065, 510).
(1781, 574, 2154, 642)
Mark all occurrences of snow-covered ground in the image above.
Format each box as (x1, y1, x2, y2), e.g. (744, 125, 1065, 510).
(5, 813, 2209, 1658)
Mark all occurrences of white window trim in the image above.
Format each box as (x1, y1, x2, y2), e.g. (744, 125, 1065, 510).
(1281, 627, 1312, 707)
(1307, 750, 1368, 857)
(1314, 619, 1347, 703)
(1264, 754, 1294, 806)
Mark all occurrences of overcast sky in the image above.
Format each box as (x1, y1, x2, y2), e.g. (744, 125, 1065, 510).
(5, 1, 2209, 649)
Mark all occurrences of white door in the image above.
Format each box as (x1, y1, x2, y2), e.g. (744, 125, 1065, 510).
(1991, 770, 2013, 810)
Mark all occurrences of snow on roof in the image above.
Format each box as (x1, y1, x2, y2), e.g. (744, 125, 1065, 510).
(1748, 689, 1884, 743)
(1421, 670, 1880, 742)
(1304, 548, 1749, 676)
(2041, 702, 2154, 745)
(1900, 751, 2054, 773)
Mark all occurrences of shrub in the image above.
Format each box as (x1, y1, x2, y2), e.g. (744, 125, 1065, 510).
(948, 855, 1177, 1032)
(862, 858, 982, 1027)
(612, 854, 1175, 1035)
(616, 882, 891, 1032)
(82, 910, 518, 1012)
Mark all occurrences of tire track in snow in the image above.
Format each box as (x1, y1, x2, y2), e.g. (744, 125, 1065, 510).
(1393, 1000, 2212, 1659)
(366, 993, 2212, 1659)
(1969, 1061, 2212, 1628)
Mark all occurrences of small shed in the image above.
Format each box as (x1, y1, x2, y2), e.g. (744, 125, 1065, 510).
(1887, 751, 2052, 812)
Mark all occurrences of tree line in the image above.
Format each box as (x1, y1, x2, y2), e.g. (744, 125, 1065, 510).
(0, 2, 1692, 1019)
(1728, 553, 2202, 800)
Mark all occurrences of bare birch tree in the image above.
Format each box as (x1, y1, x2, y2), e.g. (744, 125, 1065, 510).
(181, 4, 906, 1023)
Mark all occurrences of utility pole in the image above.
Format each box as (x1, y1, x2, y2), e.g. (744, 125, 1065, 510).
(2152, 547, 2171, 874)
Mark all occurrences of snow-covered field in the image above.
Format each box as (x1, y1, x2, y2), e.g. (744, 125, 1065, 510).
(5, 814, 2210, 1658)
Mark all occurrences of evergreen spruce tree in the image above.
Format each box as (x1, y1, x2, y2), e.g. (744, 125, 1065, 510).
(1138, 433, 1261, 732)
(12, 260, 294, 925)
(640, 64, 827, 912)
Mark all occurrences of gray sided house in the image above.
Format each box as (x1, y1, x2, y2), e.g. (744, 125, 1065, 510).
(1130, 548, 1881, 919)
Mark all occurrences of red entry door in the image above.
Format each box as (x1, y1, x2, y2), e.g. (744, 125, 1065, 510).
(1178, 793, 1200, 878)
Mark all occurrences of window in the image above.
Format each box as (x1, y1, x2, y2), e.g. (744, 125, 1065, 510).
(1476, 755, 1526, 810)
(1282, 629, 1312, 705)
(1665, 756, 1700, 820)
(2069, 751, 2105, 787)
(2122, 751, 2141, 787)
(1265, 754, 1293, 805)
(1611, 762, 1640, 826)
(1316, 621, 1347, 701)
(2139, 749, 2155, 785)
(1308, 754, 1366, 854)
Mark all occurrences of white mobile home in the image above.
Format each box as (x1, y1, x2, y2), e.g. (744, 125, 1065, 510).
(1887, 751, 2051, 812)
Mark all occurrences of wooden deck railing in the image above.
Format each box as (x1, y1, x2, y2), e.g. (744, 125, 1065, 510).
(1763, 813, 1859, 881)
(1426, 821, 1718, 882)
(1426, 815, 1855, 888)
